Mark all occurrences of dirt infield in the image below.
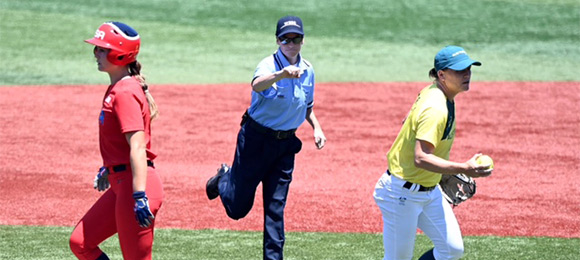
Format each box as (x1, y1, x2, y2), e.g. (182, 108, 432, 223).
(0, 82, 578, 238)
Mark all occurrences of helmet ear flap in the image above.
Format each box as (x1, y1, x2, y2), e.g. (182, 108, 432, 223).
(106, 48, 138, 65)
(107, 49, 124, 66)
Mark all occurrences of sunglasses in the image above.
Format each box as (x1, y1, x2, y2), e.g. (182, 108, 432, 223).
(279, 36, 303, 45)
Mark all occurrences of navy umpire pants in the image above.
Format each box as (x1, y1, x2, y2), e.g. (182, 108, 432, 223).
(218, 117, 302, 260)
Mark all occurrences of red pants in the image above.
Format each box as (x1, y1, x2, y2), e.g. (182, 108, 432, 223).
(70, 167, 163, 260)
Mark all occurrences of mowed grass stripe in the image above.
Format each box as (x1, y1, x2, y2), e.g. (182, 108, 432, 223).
(2, 0, 578, 43)
(1, 225, 578, 260)
(0, 0, 578, 85)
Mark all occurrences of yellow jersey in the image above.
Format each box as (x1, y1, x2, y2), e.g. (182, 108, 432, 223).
(387, 84, 456, 187)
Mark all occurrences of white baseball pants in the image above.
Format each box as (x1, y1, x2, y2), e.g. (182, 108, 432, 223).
(373, 171, 464, 260)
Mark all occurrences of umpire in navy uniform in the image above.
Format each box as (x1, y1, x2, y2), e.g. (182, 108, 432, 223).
(205, 15, 326, 260)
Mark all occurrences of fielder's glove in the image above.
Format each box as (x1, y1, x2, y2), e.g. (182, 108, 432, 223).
(133, 191, 154, 228)
(93, 166, 110, 191)
(439, 174, 476, 207)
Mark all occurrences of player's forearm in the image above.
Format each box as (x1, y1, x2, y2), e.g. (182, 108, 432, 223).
(414, 152, 467, 175)
(130, 146, 148, 192)
(125, 131, 149, 192)
(252, 71, 284, 92)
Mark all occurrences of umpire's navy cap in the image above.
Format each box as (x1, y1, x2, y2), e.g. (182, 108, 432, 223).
(276, 16, 304, 37)
(435, 45, 481, 71)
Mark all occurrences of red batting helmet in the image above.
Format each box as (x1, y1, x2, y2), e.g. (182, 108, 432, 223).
(85, 21, 140, 66)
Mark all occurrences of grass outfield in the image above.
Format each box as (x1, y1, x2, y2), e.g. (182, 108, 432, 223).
(1, 226, 577, 260)
(1, 0, 579, 84)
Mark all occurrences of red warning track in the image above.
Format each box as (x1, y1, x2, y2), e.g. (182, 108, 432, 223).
(0, 82, 578, 238)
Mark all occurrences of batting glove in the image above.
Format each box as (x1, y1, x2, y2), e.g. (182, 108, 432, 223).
(133, 191, 154, 228)
(93, 166, 110, 192)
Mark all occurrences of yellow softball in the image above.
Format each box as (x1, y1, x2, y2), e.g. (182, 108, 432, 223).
(476, 155, 494, 170)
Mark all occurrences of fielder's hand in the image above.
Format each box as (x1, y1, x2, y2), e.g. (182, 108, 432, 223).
(133, 191, 154, 228)
(464, 153, 493, 178)
(93, 166, 110, 191)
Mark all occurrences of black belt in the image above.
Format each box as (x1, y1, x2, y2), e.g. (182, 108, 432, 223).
(243, 112, 296, 140)
(112, 160, 154, 172)
(387, 170, 436, 192)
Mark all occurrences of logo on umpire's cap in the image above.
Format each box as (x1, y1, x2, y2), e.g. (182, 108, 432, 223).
(281, 21, 301, 29)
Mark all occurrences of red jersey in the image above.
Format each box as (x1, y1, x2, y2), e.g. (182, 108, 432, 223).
(99, 77, 156, 167)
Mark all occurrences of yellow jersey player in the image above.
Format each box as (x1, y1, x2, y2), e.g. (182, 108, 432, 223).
(373, 45, 493, 260)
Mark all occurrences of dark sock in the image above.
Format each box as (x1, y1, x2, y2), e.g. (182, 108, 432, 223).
(418, 248, 435, 260)
(96, 252, 110, 260)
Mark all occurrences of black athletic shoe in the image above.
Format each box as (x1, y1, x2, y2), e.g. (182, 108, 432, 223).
(206, 163, 230, 200)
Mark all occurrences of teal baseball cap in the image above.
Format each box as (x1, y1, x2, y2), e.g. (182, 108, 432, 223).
(434, 45, 481, 71)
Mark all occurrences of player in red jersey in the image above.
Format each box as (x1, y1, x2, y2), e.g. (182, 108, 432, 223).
(69, 21, 164, 260)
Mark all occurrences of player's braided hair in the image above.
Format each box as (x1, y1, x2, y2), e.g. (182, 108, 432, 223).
(128, 61, 159, 121)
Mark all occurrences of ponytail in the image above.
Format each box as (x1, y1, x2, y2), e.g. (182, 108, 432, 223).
(428, 68, 438, 80)
(129, 61, 159, 121)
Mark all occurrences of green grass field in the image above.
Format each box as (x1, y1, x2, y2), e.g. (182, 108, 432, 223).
(0, 0, 578, 259)
(1, 225, 578, 260)
(0, 0, 578, 84)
